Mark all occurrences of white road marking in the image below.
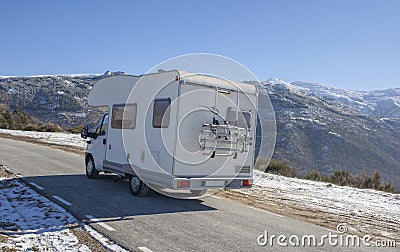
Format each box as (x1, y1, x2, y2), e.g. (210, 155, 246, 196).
(52, 195, 72, 206)
(85, 215, 115, 231)
(138, 247, 154, 252)
(211, 195, 223, 200)
(323, 227, 335, 232)
(29, 182, 44, 190)
(248, 206, 284, 218)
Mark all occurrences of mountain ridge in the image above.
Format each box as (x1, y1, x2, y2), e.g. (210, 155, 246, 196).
(1, 72, 399, 188)
(265, 78, 400, 118)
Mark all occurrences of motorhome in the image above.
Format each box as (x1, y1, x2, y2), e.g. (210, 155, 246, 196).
(81, 70, 259, 197)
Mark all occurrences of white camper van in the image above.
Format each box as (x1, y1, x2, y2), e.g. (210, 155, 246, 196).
(81, 70, 259, 197)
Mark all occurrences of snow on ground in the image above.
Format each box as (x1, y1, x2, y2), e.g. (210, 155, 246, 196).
(1, 129, 399, 241)
(0, 129, 86, 149)
(253, 170, 400, 222)
(0, 176, 90, 251)
(0, 171, 127, 251)
(249, 170, 400, 240)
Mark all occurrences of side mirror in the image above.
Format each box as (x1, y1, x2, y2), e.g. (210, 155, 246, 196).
(81, 126, 88, 139)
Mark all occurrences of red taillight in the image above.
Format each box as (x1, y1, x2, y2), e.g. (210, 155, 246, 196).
(177, 180, 190, 188)
(241, 180, 252, 187)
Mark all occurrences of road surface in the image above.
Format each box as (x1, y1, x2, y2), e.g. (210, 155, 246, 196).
(0, 138, 392, 252)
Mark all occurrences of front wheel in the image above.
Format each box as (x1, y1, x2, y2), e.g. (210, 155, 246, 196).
(129, 176, 150, 197)
(86, 156, 99, 179)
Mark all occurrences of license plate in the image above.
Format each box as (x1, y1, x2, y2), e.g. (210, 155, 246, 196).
(205, 181, 225, 187)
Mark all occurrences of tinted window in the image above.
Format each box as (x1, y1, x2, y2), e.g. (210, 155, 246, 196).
(153, 98, 171, 128)
(99, 114, 109, 135)
(95, 118, 103, 135)
(111, 104, 137, 129)
(95, 113, 109, 135)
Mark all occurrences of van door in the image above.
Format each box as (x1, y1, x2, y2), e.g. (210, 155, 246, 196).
(173, 83, 256, 178)
(105, 104, 137, 165)
(173, 83, 229, 177)
(88, 113, 108, 171)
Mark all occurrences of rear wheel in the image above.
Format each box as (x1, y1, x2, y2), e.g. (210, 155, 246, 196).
(86, 156, 99, 179)
(129, 175, 150, 196)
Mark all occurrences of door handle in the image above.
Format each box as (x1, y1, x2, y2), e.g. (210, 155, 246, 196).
(103, 139, 106, 145)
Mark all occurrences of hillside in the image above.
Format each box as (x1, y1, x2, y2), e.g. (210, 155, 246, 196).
(1, 73, 399, 188)
(262, 79, 400, 188)
(0, 104, 62, 132)
(0, 71, 123, 128)
(283, 79, 400, 118)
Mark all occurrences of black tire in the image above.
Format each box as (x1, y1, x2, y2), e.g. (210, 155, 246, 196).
(190, 189, 207, 197)
(129, 175, 150, 197)
(86, 156, 99, 179)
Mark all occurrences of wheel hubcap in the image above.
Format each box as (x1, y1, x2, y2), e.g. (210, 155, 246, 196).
(87, 160, 93, 173)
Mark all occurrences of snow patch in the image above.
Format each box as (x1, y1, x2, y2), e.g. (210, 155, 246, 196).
(0, 177, 90, 251)
(0, 129, 86, 149)
(328, 131, 342, 138)
(0, 174, 128, 251)
(251, 170, 400, 239)
(7, 88, 18, 95)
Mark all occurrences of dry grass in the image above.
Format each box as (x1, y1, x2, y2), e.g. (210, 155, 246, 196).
(68, 224, 109, 252)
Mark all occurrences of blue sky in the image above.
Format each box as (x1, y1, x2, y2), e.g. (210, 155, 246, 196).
(0, 0, 399, 90)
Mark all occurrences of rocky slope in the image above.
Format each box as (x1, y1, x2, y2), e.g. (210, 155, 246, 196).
(262, 79, 400, 188)
(282, 79, 400, 118)
(1, 73, 399, 188)
(0, 71, 123, 128)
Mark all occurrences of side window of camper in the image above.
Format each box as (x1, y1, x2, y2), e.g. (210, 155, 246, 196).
(111, 104, 137, 129)
(226, 107, 251, 128)
(99, 113, 109, 135)
(153, 98, 171, 128)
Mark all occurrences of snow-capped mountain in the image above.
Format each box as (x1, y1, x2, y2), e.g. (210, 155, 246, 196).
(0, 71, 126, 128)
(1, 73, 399, 189)
(264, 78, 400, 118)
(259, 79, 400, 189)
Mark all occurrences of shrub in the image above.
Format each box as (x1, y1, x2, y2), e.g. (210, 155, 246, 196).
(265, 160, 297, 178)
(304, 169, 397, 193)
(66, 125, 84, 134)
(37, 123, 62, 132)
(23, 124, 39, 131)
(330, 170, 352, 186)
(0, 106, 63, 132)
(305, 169, 322, 181)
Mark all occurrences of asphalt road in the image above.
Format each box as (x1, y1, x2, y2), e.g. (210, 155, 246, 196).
(0, 138, 393, 252)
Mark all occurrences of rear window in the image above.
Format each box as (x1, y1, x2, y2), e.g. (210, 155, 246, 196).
(226, 107, 251, 128)
(111, 103, 137, 129)
(153, 98, 171, 128)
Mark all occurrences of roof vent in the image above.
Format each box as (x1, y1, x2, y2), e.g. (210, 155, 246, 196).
(158, 69, 166, 73)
